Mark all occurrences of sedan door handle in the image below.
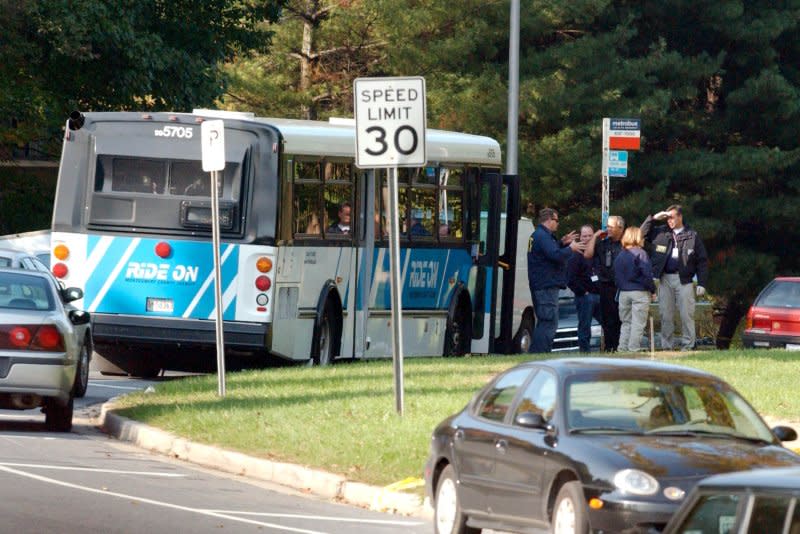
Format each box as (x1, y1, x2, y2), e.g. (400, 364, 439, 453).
(454, 429, 464, 442)
(495, 439, 508, 454)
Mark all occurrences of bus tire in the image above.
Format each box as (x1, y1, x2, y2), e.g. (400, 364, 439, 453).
(313, 303, 338, 366)
(513, 311, 534, 354)
(444, 297, 470, 357)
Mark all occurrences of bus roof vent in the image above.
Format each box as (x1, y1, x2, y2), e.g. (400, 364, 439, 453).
(328, 117, 355, 126)
(193, 109, 255, 120)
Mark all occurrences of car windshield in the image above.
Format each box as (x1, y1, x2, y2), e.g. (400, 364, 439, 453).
(757, 280, 800, 308)
(566, 375, 775, 442)
(0, 271, 55, 311)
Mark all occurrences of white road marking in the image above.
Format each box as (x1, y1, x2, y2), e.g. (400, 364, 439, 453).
(0, 462, 186, 477)
(0, 464, 329, 534)
(204, 510, 423, 526)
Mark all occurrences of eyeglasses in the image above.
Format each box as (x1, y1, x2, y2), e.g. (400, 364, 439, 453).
(551, 218, 559, 223)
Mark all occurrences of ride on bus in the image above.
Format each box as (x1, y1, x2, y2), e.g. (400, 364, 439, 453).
(50, 110, 531, 376)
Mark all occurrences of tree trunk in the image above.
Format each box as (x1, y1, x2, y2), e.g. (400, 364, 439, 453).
(715, 298, 746, 349)
(300, 18, 315, 120)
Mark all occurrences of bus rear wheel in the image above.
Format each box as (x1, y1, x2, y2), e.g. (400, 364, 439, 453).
(313, 305, 338, 366)
(444, 310, 469, 357)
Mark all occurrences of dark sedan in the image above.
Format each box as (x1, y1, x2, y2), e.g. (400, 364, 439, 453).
(424, 358, 800, 534)
(663, 466, 800, 534)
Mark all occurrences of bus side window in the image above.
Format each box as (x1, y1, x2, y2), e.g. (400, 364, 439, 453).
(295, 183, 323, 237)
(322, 162, 353, 239)
(440, 167, 465, 240)
(293, 160, 323, 238)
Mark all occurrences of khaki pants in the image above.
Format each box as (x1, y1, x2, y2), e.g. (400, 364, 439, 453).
(618, 291, 651, 352)
(658, 273, 696, 350)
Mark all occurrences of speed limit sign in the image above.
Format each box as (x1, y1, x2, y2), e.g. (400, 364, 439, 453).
(354, 77, 426, 168)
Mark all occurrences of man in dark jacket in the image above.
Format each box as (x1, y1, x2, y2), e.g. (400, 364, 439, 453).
(583, 215, 625, 351)
(528, 208, 585, 353)
(641, 204, 709, 351)
(567, 225, 601, 352)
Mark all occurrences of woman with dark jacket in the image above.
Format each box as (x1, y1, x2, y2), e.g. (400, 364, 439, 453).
(614, 226, 656, 352)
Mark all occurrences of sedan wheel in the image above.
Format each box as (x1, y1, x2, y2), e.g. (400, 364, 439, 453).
(72, 343, 90, 398)
(551, 482, 588, 534)
(435, 465, 478, 534)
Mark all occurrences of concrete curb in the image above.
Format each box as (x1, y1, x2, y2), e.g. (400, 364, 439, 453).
(98, 402, 433, 519)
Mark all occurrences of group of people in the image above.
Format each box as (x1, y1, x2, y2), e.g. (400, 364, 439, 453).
(527, 205, 709, 354)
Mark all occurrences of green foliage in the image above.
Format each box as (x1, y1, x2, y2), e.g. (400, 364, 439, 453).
(0, 0, 281, 157)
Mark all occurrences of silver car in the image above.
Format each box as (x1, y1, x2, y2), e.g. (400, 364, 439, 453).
(0, 268, 90, 431)
(0, 247, 92, 397)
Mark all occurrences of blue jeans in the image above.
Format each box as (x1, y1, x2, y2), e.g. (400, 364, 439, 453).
(531, 288, 559, 353)
(575, 293, 600, 352)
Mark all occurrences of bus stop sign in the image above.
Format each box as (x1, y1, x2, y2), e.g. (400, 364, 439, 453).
(354, 77, 426, 168)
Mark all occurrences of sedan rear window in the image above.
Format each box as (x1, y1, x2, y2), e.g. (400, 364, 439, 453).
(0, 272, 55, 311)
(757, 280, 800, 308)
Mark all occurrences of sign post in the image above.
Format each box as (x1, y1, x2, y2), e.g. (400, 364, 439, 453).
(201, 119, 227, 397)
(354, 77, 427, 416)
(601, 118, 641, 228)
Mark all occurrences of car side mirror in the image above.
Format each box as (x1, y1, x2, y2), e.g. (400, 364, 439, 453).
(514, 411, 549, 429)
(62, 287, 83, 303)
(772, 425, 798, 442)
(69, 309, 91, 326)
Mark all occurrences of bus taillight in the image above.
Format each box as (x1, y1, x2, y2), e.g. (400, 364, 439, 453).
(256, 257, 273, 273)
(255, 276, 271, 291)
(52, 263, 68, 279)
(155, 241, 172, 258)
(53, 244, 69, 261)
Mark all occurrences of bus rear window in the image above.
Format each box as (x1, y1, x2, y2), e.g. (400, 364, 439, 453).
(96, 156, 241, 200)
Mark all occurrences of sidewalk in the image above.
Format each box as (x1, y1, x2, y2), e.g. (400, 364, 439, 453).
(97, 401, 433, 520)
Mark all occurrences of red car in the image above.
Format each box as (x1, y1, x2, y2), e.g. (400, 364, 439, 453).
(742, 277, 800, 349)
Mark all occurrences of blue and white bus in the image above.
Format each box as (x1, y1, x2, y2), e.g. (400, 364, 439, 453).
(50, 110, 527, 375)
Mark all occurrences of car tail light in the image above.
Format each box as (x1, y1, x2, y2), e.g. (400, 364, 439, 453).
(255, 275, 271, 291)
(745, 308, 753, 330)
(0, 325, 64, 351)
(8, 327, 31, 348)
(751, 312, 773, 331)
(34, 325, 63, 350)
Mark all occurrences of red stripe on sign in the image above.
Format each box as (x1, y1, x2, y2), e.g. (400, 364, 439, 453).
(609, 136, 641, 150)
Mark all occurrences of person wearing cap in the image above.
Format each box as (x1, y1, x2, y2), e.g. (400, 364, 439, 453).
(641, 204, 709, 351)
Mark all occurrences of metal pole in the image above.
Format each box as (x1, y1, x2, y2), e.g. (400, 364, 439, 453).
(211, 170, 226, 397)
(387, 166, 404, 415)
(506, 0, 520, 176)
(601, 118, 610, 229)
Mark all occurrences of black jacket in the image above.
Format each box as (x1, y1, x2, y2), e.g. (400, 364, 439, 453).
(591, 238, 623, 284)
(567, 252, 598, 297)
(640, 215, 709, 286)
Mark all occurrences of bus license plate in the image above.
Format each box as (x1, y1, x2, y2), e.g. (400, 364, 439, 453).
(146, 297, 174, 313)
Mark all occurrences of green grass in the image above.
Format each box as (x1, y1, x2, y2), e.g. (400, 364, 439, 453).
(112, 350, 800, 487)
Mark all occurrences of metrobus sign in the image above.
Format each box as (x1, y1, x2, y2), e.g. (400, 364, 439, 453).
(607, 118, 641, 150)
(354, 77, 427, 168)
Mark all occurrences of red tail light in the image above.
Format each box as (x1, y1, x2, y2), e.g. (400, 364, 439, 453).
(255, 275, 271, 291)
(35, 325, 63, 350)
(0, 325, 64, 351)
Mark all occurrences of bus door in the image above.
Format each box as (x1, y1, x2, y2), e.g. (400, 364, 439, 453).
(471, 171, 502, 354)
(495, 174, 520, 353)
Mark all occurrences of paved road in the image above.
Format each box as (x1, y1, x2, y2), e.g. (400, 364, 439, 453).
(0, 373, 432, 534)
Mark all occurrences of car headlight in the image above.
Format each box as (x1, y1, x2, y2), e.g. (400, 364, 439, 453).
(613, 469, 659, 496)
